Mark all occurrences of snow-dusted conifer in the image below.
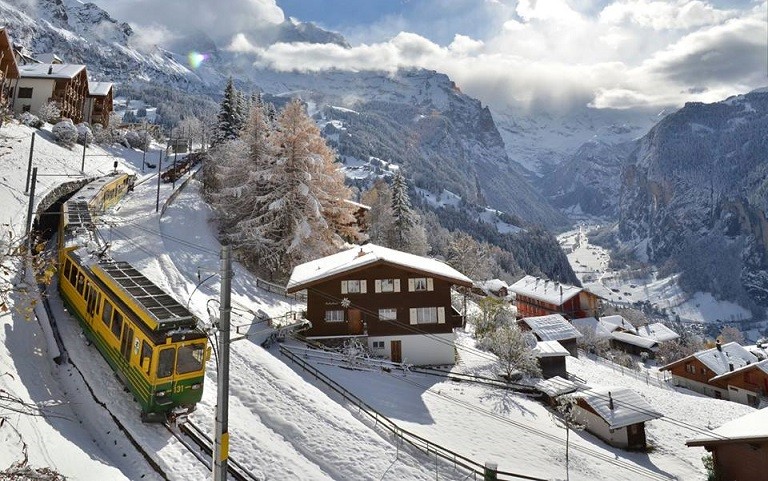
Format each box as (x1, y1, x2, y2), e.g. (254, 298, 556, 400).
(391, 170, 414, 245)
(213, 78, 240, 145)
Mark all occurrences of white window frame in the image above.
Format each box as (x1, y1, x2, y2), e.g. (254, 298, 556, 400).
(378, 308, 397, 321)
(408, 277, 434, 292)
(408, 307, 446, 325)
(325, 310, 345, 323)
(341, 279, 367, 294)
(372, 341, 385, 350)
(375, 278, 400, 293)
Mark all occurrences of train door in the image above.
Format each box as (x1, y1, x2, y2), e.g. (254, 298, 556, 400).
(120, 326, 134, 364)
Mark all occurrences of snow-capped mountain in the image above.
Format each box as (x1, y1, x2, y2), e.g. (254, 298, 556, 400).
(618, 88, 768, 307)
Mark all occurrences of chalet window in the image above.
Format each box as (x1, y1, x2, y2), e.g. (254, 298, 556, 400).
(378, 308, 397, 321)
(409, 307, 445, 325)
(375, 279, 400, 293)
(325, 310, 344, 323)
(341, 280, 366, 294)
(22, 105, 31, 113)
(372, 341, 385, 350)
(17, 87, 33, 99)
(408, 277, 433, 292)
(685, 363, 695, 374)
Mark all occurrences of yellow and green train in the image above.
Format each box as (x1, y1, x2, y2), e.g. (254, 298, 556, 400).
(58, 173, 209, 422)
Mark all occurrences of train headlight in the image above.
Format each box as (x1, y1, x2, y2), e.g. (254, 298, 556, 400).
(191, 383, 201, 390)
(155, 390, 168, 397)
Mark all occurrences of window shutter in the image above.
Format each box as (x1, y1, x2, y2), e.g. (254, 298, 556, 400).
(437, 307, 446, 324)
(361, 280, 367, 293)
(341, 281, 348, 294)
(394, 279, 401, 292)
(375, 280, 382, 293)
(408, 279, 415, 292)
(409, 308, 417, 325)
(427, 278, 434, 291)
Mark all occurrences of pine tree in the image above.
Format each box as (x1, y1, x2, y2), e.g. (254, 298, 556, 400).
(391, 170, 414, 246)
(213, 78, 240, 145)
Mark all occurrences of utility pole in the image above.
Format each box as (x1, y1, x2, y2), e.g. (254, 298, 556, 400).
(155, 150, 162, 213)
(25, 167, 37, 249)
(213, 244, 232, 481)
(81, 137, 87, 173)
(24, 132, 35, 194)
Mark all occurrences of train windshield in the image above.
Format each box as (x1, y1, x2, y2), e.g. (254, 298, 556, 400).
(176, 343, 205, 375)
(157, 348, 175, 378)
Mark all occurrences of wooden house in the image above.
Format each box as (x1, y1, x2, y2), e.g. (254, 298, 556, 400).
(660, 341, 758, 400)
(13, 63, 88, 122)
(286, 243, 473, 366)
(707, 359, 768, 407)
(0, 28, 19, 109)
(686, 409, 768, 481)
(533, 340, 569, 379)
(509, 275, 600, 319)
(573, 387, 663, 450)
(85, 81, 113, 127)
(519, 314, 582, 357)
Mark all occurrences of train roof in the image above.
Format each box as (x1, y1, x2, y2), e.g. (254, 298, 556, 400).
(92, 260, 199, 332)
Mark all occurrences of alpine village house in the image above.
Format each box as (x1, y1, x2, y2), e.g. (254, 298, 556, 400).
(286, 243, 473, 366)
(509, 275, 601, 319)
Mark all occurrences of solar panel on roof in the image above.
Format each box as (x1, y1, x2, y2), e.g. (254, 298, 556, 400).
(98, 260, 196, 329)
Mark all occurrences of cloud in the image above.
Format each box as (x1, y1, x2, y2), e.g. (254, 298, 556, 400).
(600, 0, 738, 30)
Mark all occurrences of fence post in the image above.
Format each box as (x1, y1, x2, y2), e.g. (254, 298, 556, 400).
(483, 462, 498, 481)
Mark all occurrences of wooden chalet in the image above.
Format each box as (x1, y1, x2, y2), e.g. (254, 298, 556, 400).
(85, 81, 113, 127)
(660, 341, 758, 400)
(573, 387, 663, 450)
(510, 275, 600, 319)
(286, 243, 473, 366)
(708, 359, 768, 407)
(686, 409, 768, 481)
(0, 28, 19, 109)
(519, 314, 582, 357)
(14, 63, 88, 122)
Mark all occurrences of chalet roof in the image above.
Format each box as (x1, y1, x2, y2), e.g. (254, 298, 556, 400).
(571, 316, 613, 339)
(709, 359, 768, 382)
(0, 27, 19, 79)
(88, 81, 113, 96)
(535, 376, 583, 397)
(610, 331, 658, 350)
(474, 278, 510, 296)
(687, 408, 768, 446)
(693, 342, 758, 376)
(599, 315, 638, 334)
(286, 243, 473, 293)
(35, 53, 63, 64)
(509, 275, 582, 305)
(520, 314, 582, 342)
(534, 340, 570, 358)
(18, 63, 85, 79)
(576, 386, 663, 429)
(635, 322, 679, 342)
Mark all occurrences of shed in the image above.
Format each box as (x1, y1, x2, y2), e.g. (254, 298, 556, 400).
(519, 314, 582, 357)
(534, 376, 584, 406)
(534, 340, 569, 379)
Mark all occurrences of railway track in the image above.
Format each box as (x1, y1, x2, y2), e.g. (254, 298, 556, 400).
(166, 421, 261, 481)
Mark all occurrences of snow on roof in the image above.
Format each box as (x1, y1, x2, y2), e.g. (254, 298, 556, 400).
(599, 315, 637, 334)
(693, 342, 758, 376)
(687, 408, 768, 445)
(576, 387, 663, 429)
(521, 314, 583, 342)
(474, 278, 510, 297)
(745, 342, 768, 361)
(35, 52, 63, 64)
(18, 63, 85, 79)
(635, 322, 679, 342)
(509, 275, 582, 305)
(286, 243, 473, 292)
(88, 81, 113, 96)
(534, 340, 570, 358)
(571, 317, 612, 339)
(709, 359, 768, 382)
(535, 376, 583, 397)
(610, 331, 658, 350)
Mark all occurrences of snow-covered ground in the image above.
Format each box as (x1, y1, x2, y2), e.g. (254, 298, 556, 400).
(558, 225, 755, 328)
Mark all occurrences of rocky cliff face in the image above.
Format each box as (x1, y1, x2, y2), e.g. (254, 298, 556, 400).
(618, 89, 768, 306)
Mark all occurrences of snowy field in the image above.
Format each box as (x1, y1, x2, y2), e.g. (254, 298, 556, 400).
(558, 225, 755, 327)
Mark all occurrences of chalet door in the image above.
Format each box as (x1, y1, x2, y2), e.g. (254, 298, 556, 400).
(391, 340, 402, 363)
(348, 309, 363, 335)
(627, 423, 646, 449)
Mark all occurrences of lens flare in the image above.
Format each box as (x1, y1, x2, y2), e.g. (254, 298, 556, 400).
(188, 51, 207, 69)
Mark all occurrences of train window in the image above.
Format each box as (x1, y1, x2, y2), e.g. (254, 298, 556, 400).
(111, 310, 123, 339)
(68, 264, 78, 286)
(75, 274, 85, 296)
(141, 341, 153, 374)
(63, 260, 71, 280)
(157, 348, 175, 378)
(102, 302, 113, 327)
(176, 343, 205, 375)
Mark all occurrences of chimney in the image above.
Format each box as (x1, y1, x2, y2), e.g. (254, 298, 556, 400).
(716, 339, 722, 351)
(608, 391, 614, 410)
(729, 363, 734, 372)
(47, 65, 53, 75)
(356, 248, 366, 258)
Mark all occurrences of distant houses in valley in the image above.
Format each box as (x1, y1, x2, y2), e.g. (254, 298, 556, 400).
(286, 243, 472, 366)
(686, 408, 768, 481)
(509, 275, 600, 319)
(572, 315, 680, 359)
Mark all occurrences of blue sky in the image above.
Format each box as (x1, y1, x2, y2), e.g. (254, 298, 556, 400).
(90, 0, 768, 111)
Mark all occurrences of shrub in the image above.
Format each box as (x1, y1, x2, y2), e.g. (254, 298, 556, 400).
(38, 101, 61, 123)
(125, 129, 152, 151)
(52, 119, 78, 147)
(18, 112, 43, 128)
(76, 123, 94, 145)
